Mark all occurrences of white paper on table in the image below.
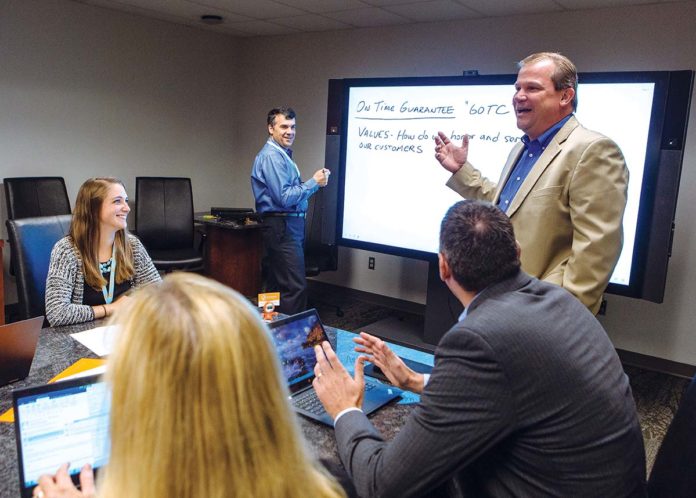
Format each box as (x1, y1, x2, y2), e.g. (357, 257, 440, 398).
(70, 325, 119, 356)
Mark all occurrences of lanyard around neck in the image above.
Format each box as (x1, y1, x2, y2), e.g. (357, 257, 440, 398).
(101, 244, 117, 304)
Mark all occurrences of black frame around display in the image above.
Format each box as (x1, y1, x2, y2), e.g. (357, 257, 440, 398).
(331, 70, 694, 303)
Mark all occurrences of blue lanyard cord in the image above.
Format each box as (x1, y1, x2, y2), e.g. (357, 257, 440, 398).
(267, 139, 301, 177)
(101, 244, 117, 304)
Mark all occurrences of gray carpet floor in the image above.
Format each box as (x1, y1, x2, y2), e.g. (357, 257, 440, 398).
(311, 293, 689, 473)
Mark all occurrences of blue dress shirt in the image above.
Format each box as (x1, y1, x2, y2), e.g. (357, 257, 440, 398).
(497, 114, 573, 212)
(251, 138, 318, 213)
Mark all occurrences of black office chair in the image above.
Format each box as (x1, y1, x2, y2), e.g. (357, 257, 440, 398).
(3, 176, 71, 220)
(647, 372, 696, 497)
(3, 177, 71, 276)
(5, 215, 72, 321)
(135, 177, 204, 273)
(305, 191, 342, 316)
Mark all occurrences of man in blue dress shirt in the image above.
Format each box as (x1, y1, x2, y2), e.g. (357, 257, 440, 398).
(435, 52, 628, 314)
(251, 107, 330, 314)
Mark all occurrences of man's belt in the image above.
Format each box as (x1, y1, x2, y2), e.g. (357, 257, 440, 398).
(263, 212, 306, 218)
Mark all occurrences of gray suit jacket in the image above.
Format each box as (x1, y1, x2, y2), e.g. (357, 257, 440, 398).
(446, 116, 629, 314)
(335, 271, 646, 498)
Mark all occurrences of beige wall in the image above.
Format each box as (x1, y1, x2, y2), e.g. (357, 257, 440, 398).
(2, 0, 696, 365)
(1, 0, 240, 302)
(0, 0, 241, 218)
(235, 2, 696, 365)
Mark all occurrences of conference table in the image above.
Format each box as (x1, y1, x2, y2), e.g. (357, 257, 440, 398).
(0, 317, 431, 497)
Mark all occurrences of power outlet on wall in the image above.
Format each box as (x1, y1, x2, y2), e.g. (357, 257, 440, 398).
(368, 256, 375, 270)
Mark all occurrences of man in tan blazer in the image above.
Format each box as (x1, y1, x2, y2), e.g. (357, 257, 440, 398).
(435, 52, 628, 314)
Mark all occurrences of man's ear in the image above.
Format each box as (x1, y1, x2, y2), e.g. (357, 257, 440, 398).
(267, 123, 274, 135)
(560, 87, 575, 108)
(438, 253, 451, 282)
(515, 241, 522, 260)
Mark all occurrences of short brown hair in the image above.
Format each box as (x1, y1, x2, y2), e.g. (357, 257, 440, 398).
(519, 52, 578, 110)
(267, 106, 296, 127)
(439, 200, 520, 292)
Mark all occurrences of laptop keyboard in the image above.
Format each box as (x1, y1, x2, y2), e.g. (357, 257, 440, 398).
(294, 383, 379, 416)
(294, 389, 327, 416)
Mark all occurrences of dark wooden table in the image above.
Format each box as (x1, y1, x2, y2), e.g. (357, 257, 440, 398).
(0, 319, 416, 498)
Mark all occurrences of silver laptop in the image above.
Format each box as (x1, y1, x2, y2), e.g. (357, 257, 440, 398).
(13, 374, 110, 498)
(269, 308, 401, 426)
(0, 316, 43, 386)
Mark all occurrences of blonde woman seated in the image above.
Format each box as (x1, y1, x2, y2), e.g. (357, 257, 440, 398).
(45, 177, 160, 327)
(33, 273, 351, 498)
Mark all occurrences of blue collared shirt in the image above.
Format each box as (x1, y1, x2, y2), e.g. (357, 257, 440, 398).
(497, 114, 573, 212)
(251, 138, 318, 213)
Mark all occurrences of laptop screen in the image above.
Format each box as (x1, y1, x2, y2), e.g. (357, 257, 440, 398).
(13, 375, 110, 492)
(268, 309, 328, 394)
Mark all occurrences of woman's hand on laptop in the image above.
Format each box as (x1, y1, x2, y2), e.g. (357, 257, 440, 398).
(34, 463, 95, 498)
(312, 341, 365, 420)
(354, 332, 425, 394)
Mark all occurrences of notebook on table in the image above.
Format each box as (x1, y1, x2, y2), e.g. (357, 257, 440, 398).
(269, 308, 401, 426)
(0, 316, 44, 387)
(13, 374, 110, 498)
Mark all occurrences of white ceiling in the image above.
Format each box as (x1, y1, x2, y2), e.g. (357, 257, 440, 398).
(73, 0, 683, 37)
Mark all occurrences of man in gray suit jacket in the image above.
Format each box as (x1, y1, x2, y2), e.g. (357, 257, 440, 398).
(313, 200, 646, 498)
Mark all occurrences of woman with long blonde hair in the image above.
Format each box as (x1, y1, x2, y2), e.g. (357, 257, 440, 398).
(45, 177, 160, 326)
(34, 273, 349, 498)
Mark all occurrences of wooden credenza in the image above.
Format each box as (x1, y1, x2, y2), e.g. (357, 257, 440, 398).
(198, 219, 265, 297)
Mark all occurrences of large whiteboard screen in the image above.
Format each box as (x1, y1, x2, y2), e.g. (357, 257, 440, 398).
(341, 82, 655, 286)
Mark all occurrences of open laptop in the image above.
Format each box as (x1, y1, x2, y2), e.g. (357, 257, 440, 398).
(269, 308, 401, 426)
(13, 374, 110, 498)
(0, 316, 43, 387)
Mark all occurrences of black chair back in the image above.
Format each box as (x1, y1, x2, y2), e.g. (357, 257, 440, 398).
(648, 372, 696, 497)
(135, 177, 202, 272)
(3, 177, 71, 220)
(3, 177, 71, 277)
(6, 215, 72, 320)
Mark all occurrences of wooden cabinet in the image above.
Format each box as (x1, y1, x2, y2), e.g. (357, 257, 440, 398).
(202, 222, 264, 297)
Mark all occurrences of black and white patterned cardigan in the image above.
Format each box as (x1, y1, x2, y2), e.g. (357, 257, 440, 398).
(45, 234, 161, 327)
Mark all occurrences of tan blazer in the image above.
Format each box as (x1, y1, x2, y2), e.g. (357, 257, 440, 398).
(446, 115, 628, 314)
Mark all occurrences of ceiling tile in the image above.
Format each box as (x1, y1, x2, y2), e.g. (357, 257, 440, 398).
(275, 0, 370, 14)
(270, 13, 353, 31)
(453, 0, 564, 16)
(73, 0, 672, 37)
(80, 0, 238, 28)
(386, 0, 480, 22)
(192, 0, 307, 19)
(92, 0, 251, 21)
(323, 6, 412, 26)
